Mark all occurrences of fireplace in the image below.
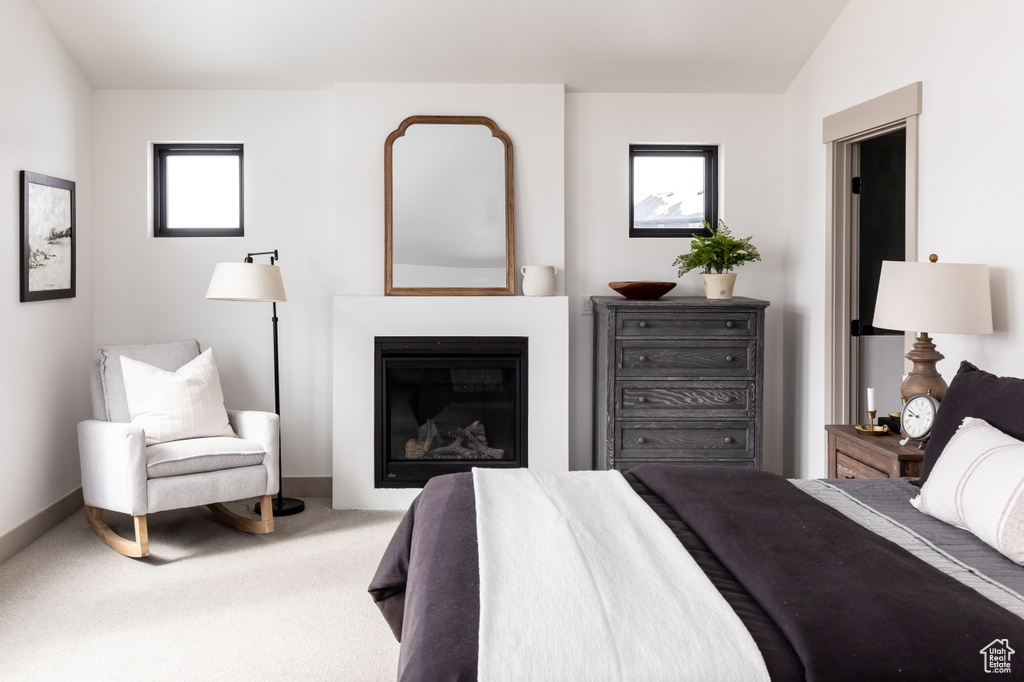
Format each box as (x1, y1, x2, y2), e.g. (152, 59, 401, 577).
(374, 336, 528, 488)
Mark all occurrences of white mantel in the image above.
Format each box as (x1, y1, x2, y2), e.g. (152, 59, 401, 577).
(333, 296, 569, 510)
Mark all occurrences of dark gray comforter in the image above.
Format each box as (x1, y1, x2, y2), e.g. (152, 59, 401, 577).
(370, 466, 1024, 681)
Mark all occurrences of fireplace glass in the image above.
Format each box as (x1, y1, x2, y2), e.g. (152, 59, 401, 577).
(375, 337, 527, 487)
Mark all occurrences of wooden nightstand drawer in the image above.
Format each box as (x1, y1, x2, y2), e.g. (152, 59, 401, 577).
(826, 424, 923, 479)
(617, 340, 753, 377)
(616, 380, 753, 418)
(617, 312, 756, 338)
(836, 453, 887, 479)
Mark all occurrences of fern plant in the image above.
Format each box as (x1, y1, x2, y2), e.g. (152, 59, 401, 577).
(673, 220, 761, 276)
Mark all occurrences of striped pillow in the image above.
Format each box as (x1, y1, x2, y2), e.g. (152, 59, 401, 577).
(913, 418, 1024, 566)
(120, 348, 236, 446)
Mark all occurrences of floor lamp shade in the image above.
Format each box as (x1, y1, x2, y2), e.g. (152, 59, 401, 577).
(872, 258, 993, 402)
(206, 262, 287, 303)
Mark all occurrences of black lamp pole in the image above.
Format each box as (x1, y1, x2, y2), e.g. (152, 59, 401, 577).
(249, 250, 304, 517)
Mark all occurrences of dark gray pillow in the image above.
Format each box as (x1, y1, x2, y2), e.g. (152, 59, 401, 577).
(920, 361, 1024, 484)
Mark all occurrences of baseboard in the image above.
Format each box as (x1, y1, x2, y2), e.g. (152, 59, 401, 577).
(0, 487, 83, 565)
(0, 477, 332, 565)
(282, 476, 332, 497)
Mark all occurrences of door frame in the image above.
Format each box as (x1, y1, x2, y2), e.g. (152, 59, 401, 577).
(823, 82, 922, 425)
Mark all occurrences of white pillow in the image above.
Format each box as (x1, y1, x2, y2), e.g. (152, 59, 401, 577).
(912, 417, 1024, 565)
(120, 348, 236, 446)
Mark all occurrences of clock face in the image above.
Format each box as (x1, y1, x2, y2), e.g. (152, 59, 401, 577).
(901, 395, 938, 439)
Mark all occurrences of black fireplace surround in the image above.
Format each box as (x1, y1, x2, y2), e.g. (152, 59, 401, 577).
(374, 336, 528, 488)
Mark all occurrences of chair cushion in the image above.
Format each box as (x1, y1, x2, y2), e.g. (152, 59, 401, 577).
(98, 339, 201, 423)
(121, 348, 236, 446)
(146, 437, 267, 479)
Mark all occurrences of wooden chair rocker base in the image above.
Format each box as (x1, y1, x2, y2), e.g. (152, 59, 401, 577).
(84, 494, 276, 558)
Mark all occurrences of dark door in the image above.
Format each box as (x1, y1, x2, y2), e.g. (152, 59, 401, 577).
(854, 128, 906, 418)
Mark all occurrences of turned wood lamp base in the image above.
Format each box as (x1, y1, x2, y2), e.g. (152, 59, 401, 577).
(900, 332, 947, 403)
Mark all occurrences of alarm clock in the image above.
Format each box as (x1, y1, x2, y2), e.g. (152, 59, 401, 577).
(900, 390, 940, 445)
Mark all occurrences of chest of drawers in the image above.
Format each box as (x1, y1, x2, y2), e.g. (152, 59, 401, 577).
(592, 296, 769, 471)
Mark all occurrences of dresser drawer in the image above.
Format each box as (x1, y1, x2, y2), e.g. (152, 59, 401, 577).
(617, 422, 755, 461)
(616, 380, 754, 419)
(617, 339, 753, 377)
(617, 312, 755, 338)
(615, 459, 755, 473)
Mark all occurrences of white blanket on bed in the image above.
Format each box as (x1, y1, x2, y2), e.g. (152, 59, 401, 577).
(473, 468, 770, 682)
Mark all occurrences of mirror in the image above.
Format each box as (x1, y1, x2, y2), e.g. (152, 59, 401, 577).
(385, 116, 514, 295)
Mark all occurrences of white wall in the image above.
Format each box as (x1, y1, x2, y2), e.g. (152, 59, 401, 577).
(0, 0, 93, 538)
(92, 90, 336, 478)
(565, 93, 787, 473)
(783, 0, 1024, 477)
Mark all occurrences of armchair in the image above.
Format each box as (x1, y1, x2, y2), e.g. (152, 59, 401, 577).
(77, 339, 279, 557)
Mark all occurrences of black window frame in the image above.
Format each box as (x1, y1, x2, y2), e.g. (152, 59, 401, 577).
(153, 143, 244, 238)
(629, 144, 717, 238)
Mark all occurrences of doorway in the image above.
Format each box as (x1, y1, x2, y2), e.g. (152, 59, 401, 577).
(823, 83, 921, 427)
(852, 129, 907, 420)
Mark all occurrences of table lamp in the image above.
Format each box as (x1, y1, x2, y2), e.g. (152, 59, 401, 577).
(872, 254, 993, 403)
(206, 249, 304, 516)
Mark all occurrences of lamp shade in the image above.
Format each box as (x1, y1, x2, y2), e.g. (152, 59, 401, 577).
(873, 260, 992, 335)
(206, 262, 287, 302)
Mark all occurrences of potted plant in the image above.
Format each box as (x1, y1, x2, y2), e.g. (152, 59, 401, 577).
(672, 220, 761, 299)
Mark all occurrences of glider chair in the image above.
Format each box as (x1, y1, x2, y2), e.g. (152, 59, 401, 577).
(77, 339, 279, 557)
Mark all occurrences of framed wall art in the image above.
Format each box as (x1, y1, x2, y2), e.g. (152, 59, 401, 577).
(629, 144, 718, 238)
(20, 171, 76, 302)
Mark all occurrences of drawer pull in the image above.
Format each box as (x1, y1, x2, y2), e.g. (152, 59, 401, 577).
(637, 396, 646, 403)
(637, 437, 646, 444)
(725, 355, 735, 362)
(638, 355, 647, 362)
(724, 437, 734, 444)
(724, 396, 734, 403)
(639, 321, 647, 328)
(726, 321, 735, 329)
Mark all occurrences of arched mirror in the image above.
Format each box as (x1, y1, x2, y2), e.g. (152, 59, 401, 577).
(385, 116, 514, 295)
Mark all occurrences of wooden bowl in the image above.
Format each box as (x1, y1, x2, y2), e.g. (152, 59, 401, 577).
(608, 281, 677, 300)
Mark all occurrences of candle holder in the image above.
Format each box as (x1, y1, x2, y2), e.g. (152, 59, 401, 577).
(855, 409, 889, 436)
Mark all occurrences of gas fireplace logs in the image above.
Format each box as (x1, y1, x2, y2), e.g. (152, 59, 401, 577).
(405, 419, 504, 460)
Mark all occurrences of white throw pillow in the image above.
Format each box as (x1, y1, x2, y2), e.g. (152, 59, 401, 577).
(120, 348, 236, 446)
(913, 417, 1024, 565)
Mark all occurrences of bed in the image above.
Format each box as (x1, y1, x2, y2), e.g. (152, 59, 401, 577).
(369, 362, 1024, 681)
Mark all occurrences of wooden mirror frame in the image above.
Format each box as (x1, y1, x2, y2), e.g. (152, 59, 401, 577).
(385, 115, 515, 296)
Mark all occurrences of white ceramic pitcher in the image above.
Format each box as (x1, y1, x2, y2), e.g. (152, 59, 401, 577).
(521, 265, 559, 296)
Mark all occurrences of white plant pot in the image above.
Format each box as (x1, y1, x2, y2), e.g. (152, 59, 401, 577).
(702, 272, 737, 300)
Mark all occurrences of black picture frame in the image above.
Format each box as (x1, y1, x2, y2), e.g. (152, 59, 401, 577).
(629, 144, 718, 238)
(20, 171, 76, 302)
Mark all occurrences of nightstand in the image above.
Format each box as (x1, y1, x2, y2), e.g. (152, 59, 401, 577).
(825, 424, 924, 479)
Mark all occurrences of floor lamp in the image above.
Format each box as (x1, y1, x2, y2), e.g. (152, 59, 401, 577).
(206, 249, 305, 516)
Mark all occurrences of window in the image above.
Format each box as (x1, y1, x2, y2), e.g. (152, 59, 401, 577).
(629, 144, 717, 238)
(153, 143, 243, 237)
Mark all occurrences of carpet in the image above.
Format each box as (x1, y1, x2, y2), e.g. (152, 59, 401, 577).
(0, 498, 405, 681)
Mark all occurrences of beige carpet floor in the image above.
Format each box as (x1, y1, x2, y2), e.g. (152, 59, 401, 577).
(0, 498, 405, 681)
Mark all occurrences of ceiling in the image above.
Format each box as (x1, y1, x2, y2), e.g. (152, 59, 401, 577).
(30, 0, 851, 93)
